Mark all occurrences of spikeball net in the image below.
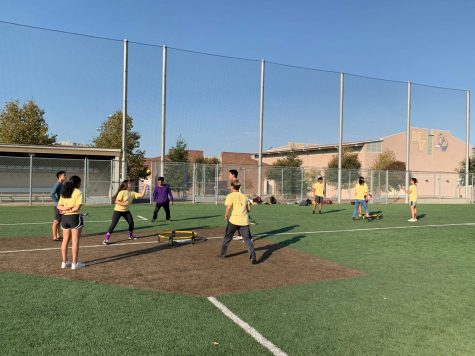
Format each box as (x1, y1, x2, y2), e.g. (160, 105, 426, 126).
(158, 230, 200, 246)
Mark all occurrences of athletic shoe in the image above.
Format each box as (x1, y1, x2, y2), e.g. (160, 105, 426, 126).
(71, 262, 86, 270)
(251, 258, 258, 265)
(151, 218, 156, 223)
(312, 210, 316, 214)
(319, 210, 322, 214)
(103, 239, 111, 245)
(166, 219, 171, 223)
(128, 235, 138, 240)
(413, 218, 418, 222)
(233, 236, 243, 241)
(408, 218, 416, 222)
(61, 261, 71, 269)
(352, 217, 356, 221)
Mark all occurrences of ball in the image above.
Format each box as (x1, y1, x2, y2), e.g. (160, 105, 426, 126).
(145, 167, 151, 175)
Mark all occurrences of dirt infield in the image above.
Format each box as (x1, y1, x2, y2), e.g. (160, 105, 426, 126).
(0, 228, 363, 296)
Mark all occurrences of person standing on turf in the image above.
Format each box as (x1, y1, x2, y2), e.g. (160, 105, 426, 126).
(103, 180, 148, 245)
(352, 176, 371, 221)
(57, 175, 85, 270)
(51, 170, 67, 241)
(151, 177, 173, 223)
(405, 177, 418, 222)
(219, 180, 257, 264)
(312, 176, 325, 214)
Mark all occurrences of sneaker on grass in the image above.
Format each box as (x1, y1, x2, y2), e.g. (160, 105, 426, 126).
(61, 261, 72, 269)
(71, 262, 86, 270)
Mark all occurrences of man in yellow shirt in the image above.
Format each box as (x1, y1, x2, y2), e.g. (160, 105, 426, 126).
(353, 176, 371, 221)
(219, 180, 257, 264)
(312, 176, 325, 214)
(405, 177, 418, 222)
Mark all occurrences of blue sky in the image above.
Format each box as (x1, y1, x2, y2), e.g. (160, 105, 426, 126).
(0, 0, 473, 156)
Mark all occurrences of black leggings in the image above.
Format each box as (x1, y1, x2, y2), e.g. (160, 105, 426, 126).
(107, 211, 134, 233)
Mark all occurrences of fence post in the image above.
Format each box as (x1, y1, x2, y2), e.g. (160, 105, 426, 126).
(465, 90, 470, 202)
(215, 164, 219, 205)
(281, 168, 284, 200)
(160, 45, 167, 177)
(29, 154, 33, 206)
(192, 163, 196, 204)
(385, 170, 389, 204)
(405, 81, 411, 204)
(300, 167, 304, 201)
(121, 39, 129, 181)
(257, 59, 265, 198)
(83, 158, 87, 205)
(337, 72, 345, 204)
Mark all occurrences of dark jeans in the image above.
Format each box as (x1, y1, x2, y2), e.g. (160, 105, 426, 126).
(153, 201, 171, 220)
(220, 222, 256, 260)
(107, 211, 134, 233)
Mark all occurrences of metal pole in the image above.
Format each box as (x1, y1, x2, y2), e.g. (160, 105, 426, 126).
(160, 45, 168, 177)
(84, 158, 87, 205)
(121, 39, 129, 181)
(338, 72, 344, 204)
(192, 163, 196, 204)
(385, 170, 389, 204)
(300, 167, 304, 201)
(257, 59, 265, 198)
(29, 154, 33, 206)
(215, 164, 219, 205)
(281, 168, 284, 199)
(465, 90, 470, 201)
(405, 81, 411, 204)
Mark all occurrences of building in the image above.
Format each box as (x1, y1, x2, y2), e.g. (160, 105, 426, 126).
(0, 144, 121, 204)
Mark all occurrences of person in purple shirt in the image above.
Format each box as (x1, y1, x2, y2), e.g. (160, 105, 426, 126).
(151, 177, 173, 222)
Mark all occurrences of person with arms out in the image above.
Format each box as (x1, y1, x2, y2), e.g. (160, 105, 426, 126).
(219, 180, 257, 264)
(103, 180, 148, 245)
(312, 176, 325, 214)
(57, 175, 85, 270)
(405, 178, 418, 222)
(51, 170, 66, 241)
(151, 177, 173, 223)
(352, 176, 371, 222)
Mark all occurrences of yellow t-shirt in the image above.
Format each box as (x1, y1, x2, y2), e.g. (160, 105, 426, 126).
(313, 182, 324, 197)
(355, 183, 368, 200)
(58, 189, 83, 215)
(408, 184, 418, 202)
(225, 191, 249, 226)
(114, 190, 140, 212)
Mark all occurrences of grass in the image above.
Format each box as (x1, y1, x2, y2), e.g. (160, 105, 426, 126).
(1, 202, 475, 354)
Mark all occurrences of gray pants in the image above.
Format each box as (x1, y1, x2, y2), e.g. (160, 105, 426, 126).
(220, 222, 256, 260)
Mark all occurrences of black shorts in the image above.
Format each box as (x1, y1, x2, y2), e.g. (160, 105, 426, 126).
(410, 201, 417, 207)
(53, 206, 62, 221)
(61, 214, 84, 230)
(315, 196, 324, 204)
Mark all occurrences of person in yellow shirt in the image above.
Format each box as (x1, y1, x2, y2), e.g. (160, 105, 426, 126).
(219, 180, 257, 264)
(352, 176, 371, 221)
(405, 177, 418, 222)
(103, 180, 148, 245)
(312, 176, 325, 214)
(57, 176, 85, 270)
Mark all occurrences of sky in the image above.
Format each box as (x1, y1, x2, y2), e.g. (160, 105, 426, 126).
(0, 0, 474, 156)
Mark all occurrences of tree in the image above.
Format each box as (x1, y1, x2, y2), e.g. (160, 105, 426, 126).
(0, 100, 56, 144)
(165, 136, 191, 195)
(457, 158, 475, 185)
(325, 148, 361, 188)
(266, 151, 303, 198)
(371, 149, 397, 170)
(386, 160, 406, 191)
(93, 111, 145, 181)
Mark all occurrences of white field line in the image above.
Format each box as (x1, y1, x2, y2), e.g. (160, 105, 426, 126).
(0, 217, 148, 226)
(207, 296, 287, 356)
(1, 222, 475, 255)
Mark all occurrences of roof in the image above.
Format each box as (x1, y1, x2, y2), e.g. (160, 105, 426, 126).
(0, 143, 121, 159)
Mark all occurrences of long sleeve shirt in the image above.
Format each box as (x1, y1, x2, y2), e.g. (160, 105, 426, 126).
(152, 184, 173, 204)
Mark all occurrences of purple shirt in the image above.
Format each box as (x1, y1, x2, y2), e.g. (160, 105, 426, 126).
(153, 184, 173, 204)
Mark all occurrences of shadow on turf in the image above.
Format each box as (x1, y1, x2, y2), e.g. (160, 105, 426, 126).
(224, 235, 305, 264)
(253, 224, 299, 241)
(164, 215, 221, 222)
(321, 209, 345, 214)
(417, 213, 426, 220)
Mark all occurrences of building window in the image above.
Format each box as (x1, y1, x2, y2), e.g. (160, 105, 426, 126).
(428, 135, 433, 155)
(366, 142, 382, 153)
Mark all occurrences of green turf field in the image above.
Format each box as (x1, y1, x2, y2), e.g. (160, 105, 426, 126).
(1, 203, 475, 355)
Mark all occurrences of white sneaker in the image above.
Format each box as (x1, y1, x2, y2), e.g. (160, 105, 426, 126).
(71, 262, 86, 270)
(408, 218, 413, 222)
(61, 261, 72, 269)
(233, 236, 243, 241)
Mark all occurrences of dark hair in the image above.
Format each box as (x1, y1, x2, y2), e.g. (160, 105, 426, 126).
(61, 175, 81, 198)
(229, 169, 238, 179)
(113, 180, 129, 200)
(157, 177, 165, 182)
(411, 177, 418, 184)
(56, 170, 66, 179)
(317, 176, 323, 181)
(231, 179, 241, 191)
(358, 176, 365, 185)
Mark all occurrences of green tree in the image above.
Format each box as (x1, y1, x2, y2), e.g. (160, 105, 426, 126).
(93, 111, 145, 181)
(0, 100, 56, 144)
(386, 160, 406, 191)
(457, 158, 475, 185)
(325, 148, 361, 188)
(371, 149, 397, 170)
(266, 151, 303, 198)
(165, 136, 191, 194)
